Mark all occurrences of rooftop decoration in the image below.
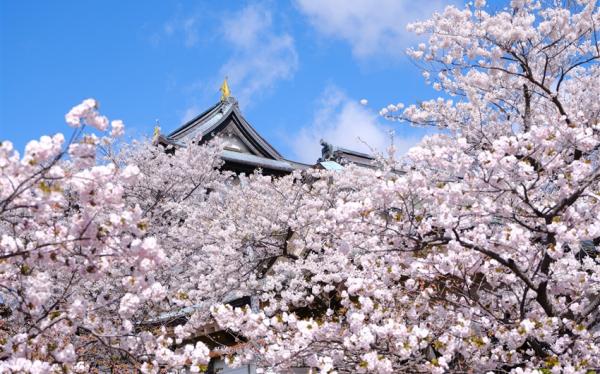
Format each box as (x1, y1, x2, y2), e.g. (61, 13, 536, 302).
(219, 77, 231, 102)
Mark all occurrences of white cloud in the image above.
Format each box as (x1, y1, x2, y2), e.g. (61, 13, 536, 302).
(291, 86, 423, 163)
(295, 0, 451, 58)
(219, 4, 298, 106)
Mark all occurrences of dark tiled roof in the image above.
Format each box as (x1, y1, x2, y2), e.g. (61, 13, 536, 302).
(157, 97, 378, 174)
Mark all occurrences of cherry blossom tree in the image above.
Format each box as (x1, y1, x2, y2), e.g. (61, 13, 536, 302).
(0, 100, 209, 373)
(198, 0, 600, 372)
(2, 0, 599, 373)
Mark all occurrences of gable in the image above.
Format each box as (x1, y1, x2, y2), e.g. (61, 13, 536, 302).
(166, 99, 282, 160)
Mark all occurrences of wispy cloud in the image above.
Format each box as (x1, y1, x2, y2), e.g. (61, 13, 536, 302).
(152, 11, 201, 48)
(219, 4, 298, 107)
(295, 0, 451, 58)
(181, 17, 200, 48)
(291, 86, 423, 163)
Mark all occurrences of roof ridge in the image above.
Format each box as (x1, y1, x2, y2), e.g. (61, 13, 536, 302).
(166, 100, 225, 138)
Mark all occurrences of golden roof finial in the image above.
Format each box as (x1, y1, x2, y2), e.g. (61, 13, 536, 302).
(152, 120, 161, 144)
(220, 77, 231, 102)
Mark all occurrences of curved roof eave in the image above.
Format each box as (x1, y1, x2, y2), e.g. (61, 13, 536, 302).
(165, 99, 283, 160)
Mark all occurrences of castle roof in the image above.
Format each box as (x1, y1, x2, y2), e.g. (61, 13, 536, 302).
(158, 96, 374, 174)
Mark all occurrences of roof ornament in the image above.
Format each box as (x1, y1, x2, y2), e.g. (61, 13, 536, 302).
(319, 139, 334, 161)
(220, 77, 231, 102)
(152, 119, 161, 145)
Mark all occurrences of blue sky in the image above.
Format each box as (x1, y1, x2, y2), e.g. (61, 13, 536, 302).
(1, 0, 461, 163)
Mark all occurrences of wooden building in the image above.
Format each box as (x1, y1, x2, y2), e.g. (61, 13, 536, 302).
(156, 95, 375, 174)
